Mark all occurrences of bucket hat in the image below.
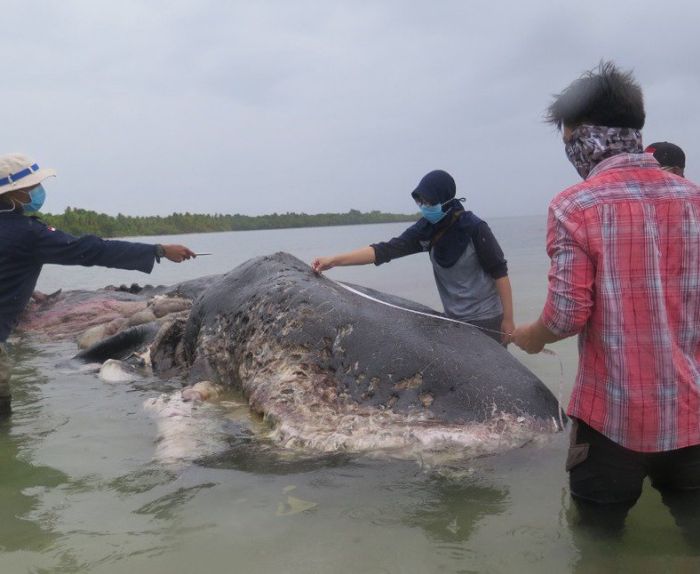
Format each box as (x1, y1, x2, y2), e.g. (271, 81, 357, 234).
(0, 153, 56, 195)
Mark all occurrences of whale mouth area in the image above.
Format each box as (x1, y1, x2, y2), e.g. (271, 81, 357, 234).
(257, 362, 559, 459)
(192, 315, 560, 460)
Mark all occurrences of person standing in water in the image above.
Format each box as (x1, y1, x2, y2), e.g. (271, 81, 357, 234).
(312, 169, 514, 344)
(513, 62, 700, 540)
(0, 152, 196, 419)
(645, 141, 686, 177)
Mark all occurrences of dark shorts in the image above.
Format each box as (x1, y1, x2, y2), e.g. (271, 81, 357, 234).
(567, 418, 700, 540)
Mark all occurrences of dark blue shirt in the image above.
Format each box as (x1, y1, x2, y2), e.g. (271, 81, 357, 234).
(371, 210, 508, 278)
(0, 211, 157, 342)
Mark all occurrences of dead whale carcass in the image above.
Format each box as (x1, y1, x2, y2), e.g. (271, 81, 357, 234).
(167, 252, 563, 457)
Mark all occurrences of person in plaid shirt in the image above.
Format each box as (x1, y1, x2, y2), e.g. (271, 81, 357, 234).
(513, 62, 700, 538)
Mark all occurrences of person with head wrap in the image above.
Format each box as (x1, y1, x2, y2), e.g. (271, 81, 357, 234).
(312, 169, 513, 345)
(512, 62, 700, 540)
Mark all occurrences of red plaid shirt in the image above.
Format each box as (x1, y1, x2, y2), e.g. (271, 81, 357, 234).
(541, 153, 700, 452)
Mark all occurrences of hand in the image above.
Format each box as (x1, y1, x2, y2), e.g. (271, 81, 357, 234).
(311, 256, 334, 274)
(512, 324, 546, 354)
(31, 290, 48, 304)
(500, 317, 515, 346)
(162, 244, 196, 263)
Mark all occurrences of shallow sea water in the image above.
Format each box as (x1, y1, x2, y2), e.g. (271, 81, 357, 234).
(1, 218, 698, 573)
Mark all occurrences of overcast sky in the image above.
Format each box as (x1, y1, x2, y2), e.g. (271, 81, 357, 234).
(4, 0, 699, 218)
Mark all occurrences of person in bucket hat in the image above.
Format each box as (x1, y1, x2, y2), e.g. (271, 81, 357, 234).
(0, 152, 196, 419)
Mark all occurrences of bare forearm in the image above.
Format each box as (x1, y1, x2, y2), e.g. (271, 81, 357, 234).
(531, 317, 564, 344)
(494, 276, 513, 322)
(331, 246, 376, 266)
(513, 317, 565, 354)
(494, 276, 514, 344)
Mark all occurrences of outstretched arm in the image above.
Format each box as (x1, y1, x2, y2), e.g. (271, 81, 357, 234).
(33, 218, 196, 272)
(312, 246, 376, 273)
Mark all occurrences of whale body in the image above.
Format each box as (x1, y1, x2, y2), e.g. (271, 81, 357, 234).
(22, 252, 564, 459)
(164, 252, 564, 456)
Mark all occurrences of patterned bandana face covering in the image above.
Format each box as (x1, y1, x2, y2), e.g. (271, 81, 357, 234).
(564, 124, 643, 179)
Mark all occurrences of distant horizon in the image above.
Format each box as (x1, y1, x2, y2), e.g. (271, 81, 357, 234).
(38, 205, 548, 240)
(41, 205, 548, 220)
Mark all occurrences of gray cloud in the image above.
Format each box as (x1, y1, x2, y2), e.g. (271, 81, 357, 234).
(3, 0, 698, 218)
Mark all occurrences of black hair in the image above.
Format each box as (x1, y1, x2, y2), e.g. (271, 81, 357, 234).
(546, 61, 645, 130)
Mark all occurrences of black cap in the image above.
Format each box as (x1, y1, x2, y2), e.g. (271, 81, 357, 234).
(645, 142, 685, 169)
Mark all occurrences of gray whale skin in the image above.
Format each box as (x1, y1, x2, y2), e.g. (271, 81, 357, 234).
(155, 252, 564, 453)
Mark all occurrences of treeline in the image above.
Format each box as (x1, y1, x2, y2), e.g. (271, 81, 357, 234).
(40, 207, 418, 238)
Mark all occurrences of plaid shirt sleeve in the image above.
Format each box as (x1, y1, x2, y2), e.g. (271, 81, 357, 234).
(540, 201, 596, 337)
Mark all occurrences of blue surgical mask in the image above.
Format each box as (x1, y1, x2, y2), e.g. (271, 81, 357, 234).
(421, 196, 462, 224)
(419, 203, 446, 224)
(22, 184, 46, 213)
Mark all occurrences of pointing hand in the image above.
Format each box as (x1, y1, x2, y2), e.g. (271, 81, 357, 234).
(162, 244, 196, 263)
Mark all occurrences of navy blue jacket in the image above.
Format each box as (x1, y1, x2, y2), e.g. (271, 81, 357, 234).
(0, 210, 157, 342)
(371, 210, 508, 277)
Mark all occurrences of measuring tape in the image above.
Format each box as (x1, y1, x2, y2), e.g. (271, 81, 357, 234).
(328, 277, 567, 430)
(328, 278, 507, 336)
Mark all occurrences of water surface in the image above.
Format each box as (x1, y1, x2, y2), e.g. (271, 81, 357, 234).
(2, 217, 697, 573)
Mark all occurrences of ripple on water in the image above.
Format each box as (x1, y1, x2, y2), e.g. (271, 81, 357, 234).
(434, 542, 478, 563)
(107, 466, 180, 496)
(134, 482, 217, 520)
(341, 505, 385, 522)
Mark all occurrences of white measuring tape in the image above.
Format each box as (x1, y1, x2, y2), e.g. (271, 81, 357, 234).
(328, 278, 507, 336)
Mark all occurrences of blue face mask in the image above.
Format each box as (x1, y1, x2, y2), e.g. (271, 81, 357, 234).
(419, 203, 446, 224)
(419, 201, 450, 224)
(22, 184, 46, 213)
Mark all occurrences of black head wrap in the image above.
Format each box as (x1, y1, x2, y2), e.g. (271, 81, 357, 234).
(411, 170, 480, 268)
